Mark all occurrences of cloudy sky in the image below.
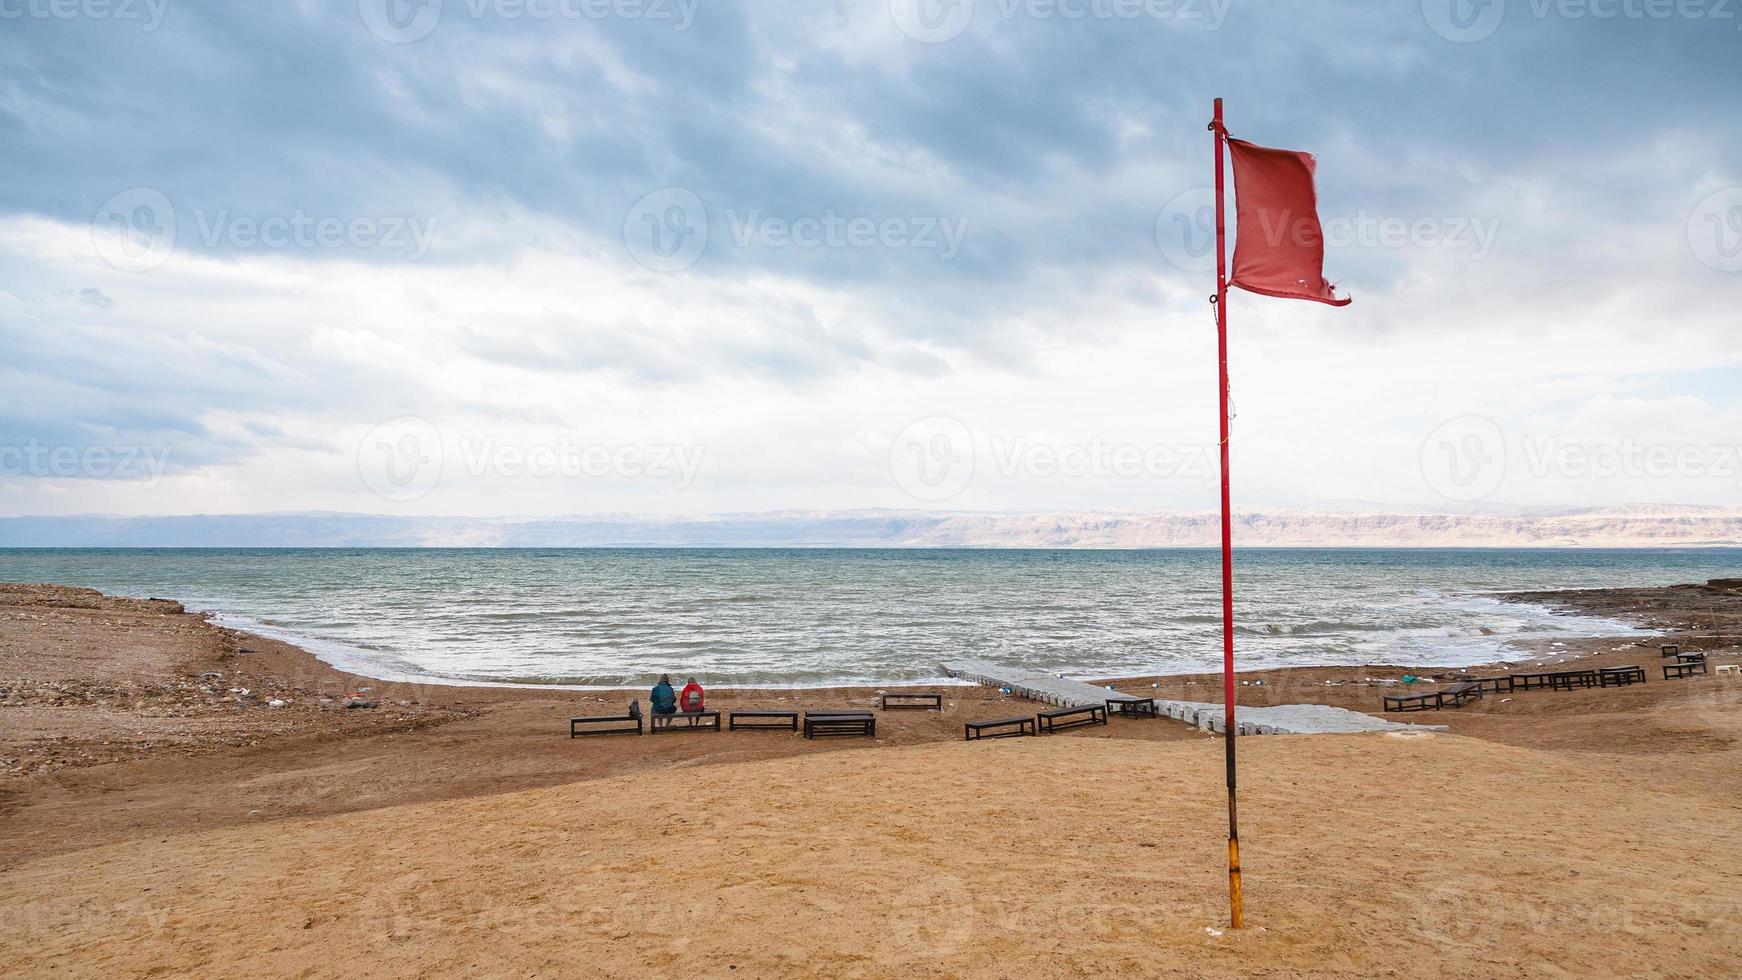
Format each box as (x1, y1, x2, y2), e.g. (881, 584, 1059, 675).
(2, 0, 1740, 518)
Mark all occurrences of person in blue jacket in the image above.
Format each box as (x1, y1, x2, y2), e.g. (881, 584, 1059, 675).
(650, 674, 678, 715)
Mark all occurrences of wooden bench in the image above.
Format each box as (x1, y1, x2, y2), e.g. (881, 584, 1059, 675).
(1598, 666, 1646, 687)
(1382, 690, 1439, 712)
(1660, 643, 1682, 658)
(881, 692, 943, 711)
(729, 710, 799, 732)
(803, 712, 875, 739)
(650, 710, 721, 734)
(1510, 672, 1555, 691)
(1513, 670, 1597, 692)
(1108, 697, 1158, 717)
(1664, 660, 1708, 680)
(1547, 669, 1599, 691)
(804, 709, 871, 719)
(1382, 683, 1480, 712)
(1036, 704, 1107, 733)
(570, 699, 642, 737)
(1471, 676, 1513, 693)
(1436, 682, 1482, 708)
(964, 716, 1035, 740)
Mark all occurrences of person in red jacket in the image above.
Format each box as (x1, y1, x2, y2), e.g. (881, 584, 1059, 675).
(679, 677, 705, 713)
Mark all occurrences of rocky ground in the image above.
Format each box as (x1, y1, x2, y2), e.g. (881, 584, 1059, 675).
(1505, 576, 1742, 639)
(0, 583, 480, 778)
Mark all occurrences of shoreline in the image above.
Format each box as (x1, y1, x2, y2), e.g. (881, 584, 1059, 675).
(3, 579, 1740, 974)
(3, 578, 1733, 781)
(3, 576, 1737, 811)
(194, 589, 1664, 694)
(8, 547, 1736, 696)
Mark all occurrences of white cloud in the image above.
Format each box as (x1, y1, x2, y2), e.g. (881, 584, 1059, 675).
(2, 3, 1740, 518)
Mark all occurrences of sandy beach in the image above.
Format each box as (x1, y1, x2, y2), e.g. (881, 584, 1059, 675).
(3, 580, 1741, 977)
(13, 2, 1740, 976)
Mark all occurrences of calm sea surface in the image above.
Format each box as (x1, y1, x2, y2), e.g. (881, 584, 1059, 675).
(3, 549, 1737, 687)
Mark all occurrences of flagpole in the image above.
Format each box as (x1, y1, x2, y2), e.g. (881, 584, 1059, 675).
(1210, 95, 1244, 931)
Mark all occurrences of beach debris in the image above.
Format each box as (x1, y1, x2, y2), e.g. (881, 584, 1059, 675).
(1204, 926, 1224, 937)
(267, 699, 288, 708)
(344, 698, 379, 709)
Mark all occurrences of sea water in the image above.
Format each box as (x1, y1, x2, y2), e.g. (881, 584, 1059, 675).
(2, 548, 1736, 687)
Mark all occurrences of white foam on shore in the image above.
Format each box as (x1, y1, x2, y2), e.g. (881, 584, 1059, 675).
(213, 612, 973, 691)
(1348, 593, 1658, 669)
(10, 547, 1711, 691)
(215, 592, 1659, 692)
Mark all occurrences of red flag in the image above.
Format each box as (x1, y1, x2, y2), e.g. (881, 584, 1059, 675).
(1227, 137, 1351, 306)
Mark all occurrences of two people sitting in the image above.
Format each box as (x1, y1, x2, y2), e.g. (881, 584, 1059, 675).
(650, 674, 705, 715)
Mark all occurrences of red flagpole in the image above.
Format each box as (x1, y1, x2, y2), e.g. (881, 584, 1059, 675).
(1210, 96, 1244, 930)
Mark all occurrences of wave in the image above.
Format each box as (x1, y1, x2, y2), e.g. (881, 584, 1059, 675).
(6, 548, 1701, 689)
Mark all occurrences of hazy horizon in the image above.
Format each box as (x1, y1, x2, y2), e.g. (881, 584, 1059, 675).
(7, 504, 1742, 549)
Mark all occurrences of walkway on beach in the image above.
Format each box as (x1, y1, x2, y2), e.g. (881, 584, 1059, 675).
(941, 660, 1445, 736)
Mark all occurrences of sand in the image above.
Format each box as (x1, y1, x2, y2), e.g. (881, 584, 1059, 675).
(1, 583, 1198, 866)
(3, 734, 1740, 977)
(4, 580, 1742, 977)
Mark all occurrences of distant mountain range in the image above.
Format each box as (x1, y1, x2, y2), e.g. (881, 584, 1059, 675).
(3, 506, 1741, 548)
